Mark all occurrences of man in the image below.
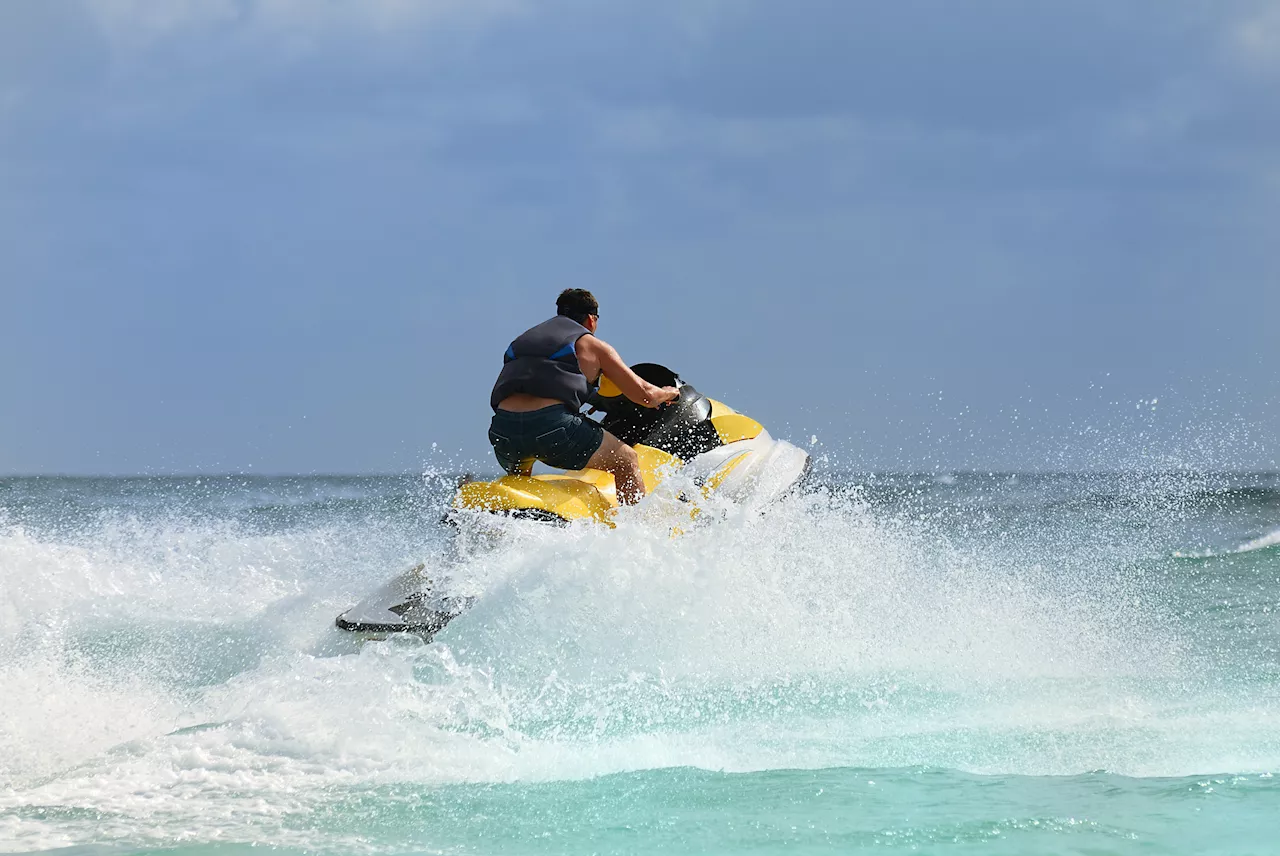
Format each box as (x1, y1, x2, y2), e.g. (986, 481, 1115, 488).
(489, 289, 680, 503)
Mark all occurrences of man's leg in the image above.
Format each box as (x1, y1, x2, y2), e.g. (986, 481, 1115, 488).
(584, 430, 645, 504)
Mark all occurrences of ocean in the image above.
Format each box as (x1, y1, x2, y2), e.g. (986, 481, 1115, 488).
(2, 470, 1278, 854)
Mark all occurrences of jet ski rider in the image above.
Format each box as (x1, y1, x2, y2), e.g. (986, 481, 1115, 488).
(489, 289, 680, 504)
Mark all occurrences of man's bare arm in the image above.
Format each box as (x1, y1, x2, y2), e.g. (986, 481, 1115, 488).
(578, 336, 679, 408)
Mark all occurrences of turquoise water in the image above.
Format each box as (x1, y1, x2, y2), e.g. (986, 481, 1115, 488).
(2, 473, 1279, 854)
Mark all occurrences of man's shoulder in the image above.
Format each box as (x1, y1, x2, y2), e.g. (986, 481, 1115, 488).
(577, 333, 615, 353)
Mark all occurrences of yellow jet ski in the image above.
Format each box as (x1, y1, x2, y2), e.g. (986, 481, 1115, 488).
(335, 363, 810, 638)
(452, 363, 810, 524)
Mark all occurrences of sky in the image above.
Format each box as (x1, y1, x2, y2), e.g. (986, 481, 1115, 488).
(2, 0, 1278, 475)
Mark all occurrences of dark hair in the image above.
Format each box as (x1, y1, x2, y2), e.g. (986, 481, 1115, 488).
(556, 289, 599, 325)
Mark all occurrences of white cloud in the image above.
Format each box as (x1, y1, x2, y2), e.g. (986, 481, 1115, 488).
(85, 0, 526, 53)
(1, 85, 23, 114)
(250, 0, 527, 36)
(85, 0, 242, 48)
(1229, 3, 1280, 73)
(593, 107, 872, 158)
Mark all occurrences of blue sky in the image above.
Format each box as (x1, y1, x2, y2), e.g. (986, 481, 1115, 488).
(2, 0, 1278, 474)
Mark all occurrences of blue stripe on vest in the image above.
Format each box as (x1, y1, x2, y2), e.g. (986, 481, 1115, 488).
(547, 341, 576, 360)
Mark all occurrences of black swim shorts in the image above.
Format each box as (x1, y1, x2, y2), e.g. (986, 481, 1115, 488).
(488, 405, 606, 474)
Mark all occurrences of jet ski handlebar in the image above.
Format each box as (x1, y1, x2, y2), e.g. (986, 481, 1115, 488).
(586, 364, 719, 459)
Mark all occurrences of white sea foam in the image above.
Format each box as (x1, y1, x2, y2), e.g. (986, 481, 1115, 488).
(1234, 526, 1280, 555)
(0, 481, 1277, 850)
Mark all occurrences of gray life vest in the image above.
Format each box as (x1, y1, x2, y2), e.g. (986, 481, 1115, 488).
(490, 315, 596, 411)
